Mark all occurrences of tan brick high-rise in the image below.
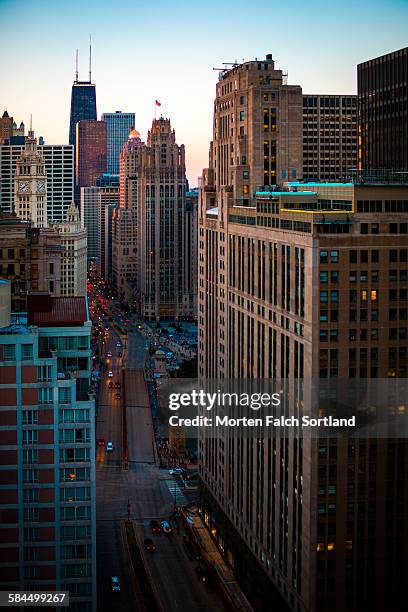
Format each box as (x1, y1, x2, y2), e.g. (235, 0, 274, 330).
(198, 55, 408, 612)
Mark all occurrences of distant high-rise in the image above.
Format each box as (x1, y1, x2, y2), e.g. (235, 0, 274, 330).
(358, 47, 408, 172)
(75, 120, 107, 189)
(54, 202, 87, 296)
(0, 137, 74, 222)
(112, 120, 195, 319)
(80, 186, 100, 260)
(14, 128, 48, 227)
(68, 49, 97, 146)
(0, 110, 13, 143)
(101, 112, 135, 174)
(303, 95, 358, 181)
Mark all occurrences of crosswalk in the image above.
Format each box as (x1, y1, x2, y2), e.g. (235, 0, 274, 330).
(164, 479, 187, 505)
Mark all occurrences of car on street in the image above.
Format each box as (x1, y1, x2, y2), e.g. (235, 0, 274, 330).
(106, 442, 113, 452)
(97, 438, 105, 447)
(169, 467, 186, 476)
(161, 520, 172, 534)
(114, 382, 121, 389)
(184, 481, 198, 490)
(117, 351, 122, 357)
(108, 381, 114, 388)
(144, 538, 156, 553)
(116, 342, 121, 348)
(110, 576, 120, 592)
(107, 351, 112, 358)
(108, 371, 113, 378)
(115, 392, 121, 400)
(150, 519, 161, 534)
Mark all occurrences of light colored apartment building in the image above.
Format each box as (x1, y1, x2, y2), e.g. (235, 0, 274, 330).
(54, 202, 87, 297)
(0, 140, 74, 222)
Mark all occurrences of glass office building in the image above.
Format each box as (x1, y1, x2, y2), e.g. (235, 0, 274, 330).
(101, 112, 135, 174)
(69, 82, 97, 147)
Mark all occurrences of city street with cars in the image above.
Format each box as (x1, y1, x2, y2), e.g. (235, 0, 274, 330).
(88, 276, 225, 612)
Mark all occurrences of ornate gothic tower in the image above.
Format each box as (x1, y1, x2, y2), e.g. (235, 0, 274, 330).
(14, 127, 48, 227)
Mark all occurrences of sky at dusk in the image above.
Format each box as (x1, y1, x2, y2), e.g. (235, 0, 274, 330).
(0, 0, 407, 185)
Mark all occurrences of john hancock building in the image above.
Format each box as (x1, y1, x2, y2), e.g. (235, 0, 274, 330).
(198, 53, 408, 612)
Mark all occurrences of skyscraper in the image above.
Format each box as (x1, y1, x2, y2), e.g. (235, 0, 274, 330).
(14, 128, 48, 227)
(211, 54, 302, 201)
(75, 120, 107, 189)
(101, 112, 135, 174)
(358, 47, 408, 173)
(0, 110, 13, 143)
(112, 120, 195, 319)
(68, 49, 97, 147)
(0, 140, 74, 222)
(95, 177, 119, 281)
(80, 187, 100, 260)
(198, 54, 408, 612)
(54, 202, 88, 296)
(303, 95, 358, 181)
(0, 285, 96, 611)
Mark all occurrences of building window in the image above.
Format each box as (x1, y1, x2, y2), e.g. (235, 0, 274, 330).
(2, 344, 16, 361)
(49, 262, 54, 275)
(21, 344, 33, 361)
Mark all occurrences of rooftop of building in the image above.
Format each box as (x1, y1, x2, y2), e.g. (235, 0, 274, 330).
(0, 313, 32, 336)
(27, 293, 88, 327)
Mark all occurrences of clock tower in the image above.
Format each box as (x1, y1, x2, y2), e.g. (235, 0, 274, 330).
(14, 126, 48, 227)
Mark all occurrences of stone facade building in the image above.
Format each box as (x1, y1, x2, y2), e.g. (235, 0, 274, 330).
(198, 54, 408, 612)
(112, 120, 195, 319)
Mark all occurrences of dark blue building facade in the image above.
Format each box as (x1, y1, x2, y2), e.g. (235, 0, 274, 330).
(69, 81, 97, 146)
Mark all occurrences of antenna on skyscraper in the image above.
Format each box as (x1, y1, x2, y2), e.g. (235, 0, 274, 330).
(89, 35, 92, 83)
(75, 49, 79, 82)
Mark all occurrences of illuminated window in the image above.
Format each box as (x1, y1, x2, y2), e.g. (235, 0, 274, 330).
(316, 543, 325, 552)
(327, 542, 335, 551)
(361, 290, 367, 301)
(371, 290, 377, 301)
(345, 540, 353, 550)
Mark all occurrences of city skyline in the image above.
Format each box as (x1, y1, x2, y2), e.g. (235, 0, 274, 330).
(1, 0, 407, 184)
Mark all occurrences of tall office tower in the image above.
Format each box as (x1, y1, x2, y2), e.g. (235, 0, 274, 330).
(0, 285, 96, 612)
(211, 54, 302, 202)
(80, 187, 100, 261)
(14, 128, 48, 227)
(54, 202, 87, 296)
(0, 141, 74, 222)
(184, 188, 199, 317)
(302, 95, 358, 181)
(112, 120, 194, 319)
(0, 110, 13, 143)
(0, 211, 62, 310)
(101, 112, 135, 174)
(75, 120, 107, 189)
(198, 58, 408, 611)
(68, 59, 97, 147)
(358, 47, 408, 172)
(96, 179, 119, 281)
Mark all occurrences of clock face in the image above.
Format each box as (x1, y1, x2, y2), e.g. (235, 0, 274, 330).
(37, 180, 45, 193)
(19, 181, 29, 193)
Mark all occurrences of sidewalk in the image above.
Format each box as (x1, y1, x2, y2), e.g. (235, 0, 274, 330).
(180, 507, 253, 612)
